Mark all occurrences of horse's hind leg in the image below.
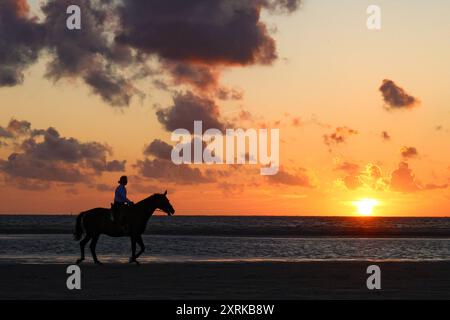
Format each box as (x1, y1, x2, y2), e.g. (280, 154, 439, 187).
(135, 235, 145, 259)
(76, 235, 91, 264)
(90, 234, 102, 265)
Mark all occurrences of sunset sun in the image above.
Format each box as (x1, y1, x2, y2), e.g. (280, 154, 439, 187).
(353, 199, 379, 216)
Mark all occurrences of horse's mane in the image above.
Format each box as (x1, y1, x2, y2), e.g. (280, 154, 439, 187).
(135, 193, 163, 208)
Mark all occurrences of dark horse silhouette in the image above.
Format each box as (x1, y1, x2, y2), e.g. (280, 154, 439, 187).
(73, 191, 175, 265)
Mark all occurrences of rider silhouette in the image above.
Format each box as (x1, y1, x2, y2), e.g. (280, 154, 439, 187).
(112, 176, 133, 224)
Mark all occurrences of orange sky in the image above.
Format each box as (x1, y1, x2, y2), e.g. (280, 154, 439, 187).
(1, 0, 450, 216)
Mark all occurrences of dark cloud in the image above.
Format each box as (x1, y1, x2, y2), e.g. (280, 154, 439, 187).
(400, 146, 418, 159)
(165, 62, 219, 91)
(0, 153, 86, 182)
(0, 0, 45, 87)
(0, 119, 125, 186)
(144, 139, 173, 160)
(1, 0, 301, 107)
(323, 127, 358, 147)
(42, 0, 140, 107)
(261, 0, 302, 13)
(215, 87, 244, 101)
(115, 0, 285, 66)
(135, 158, 213, 184)
(266, 167, 313, 187)
(156, 91, 226, 131)
(7, 119, 31, 136)
(379, 79, 419, 110)
(4, 176, 51, 191)
(105, 160, 126, 172)
(83, 71, 137, 107)
(0, 127, 13, 139)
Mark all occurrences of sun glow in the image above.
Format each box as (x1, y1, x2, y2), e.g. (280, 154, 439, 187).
(353, 198, 379, 216)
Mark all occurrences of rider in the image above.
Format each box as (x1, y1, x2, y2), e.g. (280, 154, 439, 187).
(112, 176, 133, 224)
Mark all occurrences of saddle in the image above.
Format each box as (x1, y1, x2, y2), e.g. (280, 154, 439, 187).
(110, 203, 130, 234)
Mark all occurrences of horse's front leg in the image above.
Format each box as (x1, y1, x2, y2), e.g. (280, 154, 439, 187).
(129, 236, 139, 265)
(90, 234, 102, 265)
(135, 235, 145, 259)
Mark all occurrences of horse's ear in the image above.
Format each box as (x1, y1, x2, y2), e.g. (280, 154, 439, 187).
(163, 190, 167, 196)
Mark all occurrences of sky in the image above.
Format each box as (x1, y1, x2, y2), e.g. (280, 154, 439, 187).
(1, 0, 450, 216)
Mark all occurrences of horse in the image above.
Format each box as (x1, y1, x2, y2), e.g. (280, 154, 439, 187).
(73, 191, 175, 265)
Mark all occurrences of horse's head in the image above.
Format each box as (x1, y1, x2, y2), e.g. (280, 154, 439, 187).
(154, 190, 175, 216)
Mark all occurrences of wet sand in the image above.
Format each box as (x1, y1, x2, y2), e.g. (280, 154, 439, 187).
(1, 261, 449, 300)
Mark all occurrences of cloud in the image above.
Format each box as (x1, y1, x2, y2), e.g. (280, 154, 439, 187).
(0, 127, 13, 139)
(0, 0, 45, 87)
(334, 162, 360, 175)
(156, 91, 227, 131)
(0, 119, 125, 186)
(381, 131, 391, 141)
(83, 71, 139, 107)
(323, 126, 358, 147)
(42, 0, 141, 107)
(336, 163, 385, 191)
(0, 0, 301, 107)
(144, 139, 173, 160)
(266, 167, 313, 187)
(165, 62, 219, 91)
(390, 162, 419, 192)
(379, 79, 419, 110)
(335, 160, 447, 193)
(400, 146, 418, 159)
(342, 175, 362, 190)
(115, 0, 285, 66)
(215, 87, 244, 101)
(390, 162, 447, 193)
(105, 160, 126, 172)
(135, 158, 214, 184)
(0, 153, 86, 183)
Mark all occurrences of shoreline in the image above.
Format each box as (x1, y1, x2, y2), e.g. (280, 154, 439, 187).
(1, 261, 450, 299)
(3, 232, 450, 238)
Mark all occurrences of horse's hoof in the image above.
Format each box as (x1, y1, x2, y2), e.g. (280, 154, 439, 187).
(76, 259, 83, 265)
(94, 261, 103, 265)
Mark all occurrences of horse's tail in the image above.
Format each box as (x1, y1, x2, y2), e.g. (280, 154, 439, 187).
(73, 211, 87, 241)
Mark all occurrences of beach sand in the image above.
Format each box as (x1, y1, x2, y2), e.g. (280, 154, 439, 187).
(1, 261, 449, 300)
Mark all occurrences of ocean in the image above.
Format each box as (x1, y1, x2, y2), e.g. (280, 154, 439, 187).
(1, 215, 450, 264)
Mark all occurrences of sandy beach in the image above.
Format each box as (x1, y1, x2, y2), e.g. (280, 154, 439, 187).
(1, 261, 449, 300)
